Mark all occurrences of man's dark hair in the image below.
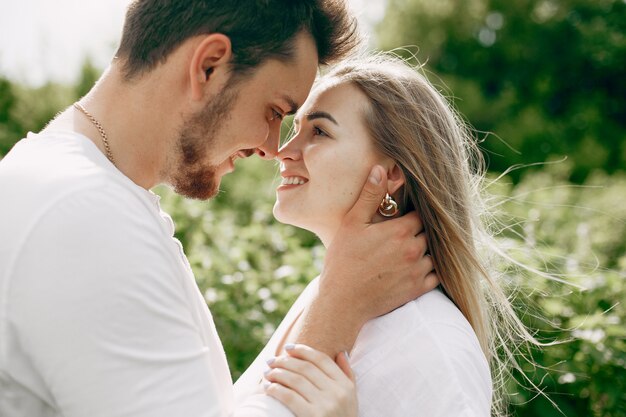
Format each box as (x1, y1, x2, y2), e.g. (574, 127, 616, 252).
(115, 0, 360, 81)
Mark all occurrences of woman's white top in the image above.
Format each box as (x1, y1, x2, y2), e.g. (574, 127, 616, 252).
(235, 279, 492, 417)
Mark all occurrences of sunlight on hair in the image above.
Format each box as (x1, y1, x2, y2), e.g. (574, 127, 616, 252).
(312, 51, 594, 416)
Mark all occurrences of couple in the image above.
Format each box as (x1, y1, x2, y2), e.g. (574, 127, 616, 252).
(0, 1, 521, 416)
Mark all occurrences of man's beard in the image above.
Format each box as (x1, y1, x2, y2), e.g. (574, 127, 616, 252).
(169, 84, 240, 200)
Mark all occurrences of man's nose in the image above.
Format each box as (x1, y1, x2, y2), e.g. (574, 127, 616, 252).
(255, 121, 281, 160)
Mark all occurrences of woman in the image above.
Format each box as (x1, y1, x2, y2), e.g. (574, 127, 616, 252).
(236, 55, 532, 417)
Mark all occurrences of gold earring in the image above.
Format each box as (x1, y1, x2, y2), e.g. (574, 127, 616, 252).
(378, 193, 399, 217)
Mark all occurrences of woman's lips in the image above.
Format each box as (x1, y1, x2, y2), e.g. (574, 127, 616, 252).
(280, 176, 308, 186)
(277, 175, 309, 190)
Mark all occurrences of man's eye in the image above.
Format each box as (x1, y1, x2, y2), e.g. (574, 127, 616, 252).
(272, 109, 284, 121)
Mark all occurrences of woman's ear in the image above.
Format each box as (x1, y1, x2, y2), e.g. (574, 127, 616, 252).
(387, 162, 405, 195)
(189, 33, 232, 101)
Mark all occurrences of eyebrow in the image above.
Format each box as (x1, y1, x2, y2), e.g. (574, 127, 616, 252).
(305, 111, 339, 125)
(282, 95, 299, 115)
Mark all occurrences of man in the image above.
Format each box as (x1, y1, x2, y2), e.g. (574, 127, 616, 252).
(0, 1, 437, 416)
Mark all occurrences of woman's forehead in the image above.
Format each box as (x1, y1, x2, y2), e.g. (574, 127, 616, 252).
(299, 81, 366, 116)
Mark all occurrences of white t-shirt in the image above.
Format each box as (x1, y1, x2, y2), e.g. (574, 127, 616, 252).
(0, 132, 292, 417)
(235, 279, 493, 417)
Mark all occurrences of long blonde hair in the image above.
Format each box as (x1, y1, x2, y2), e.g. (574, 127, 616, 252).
(322, 54, 540, 416)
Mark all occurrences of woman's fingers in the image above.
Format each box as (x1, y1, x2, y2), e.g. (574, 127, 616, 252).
(283, 344, 349, 382)
(265, 344, 358, 417)
(265, 382, 312, 417)
(265, 365, 319, 402)
(268, 354, 329, 390)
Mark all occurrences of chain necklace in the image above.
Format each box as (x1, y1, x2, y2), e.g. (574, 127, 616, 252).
(73, 103, 115, 165)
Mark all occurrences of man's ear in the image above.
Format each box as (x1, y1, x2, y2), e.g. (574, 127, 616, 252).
(386, 162, 406, 195)
(189, 33, 232, 101)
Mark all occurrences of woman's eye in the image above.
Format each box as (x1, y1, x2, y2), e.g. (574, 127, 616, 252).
(312, 126, 327, 137)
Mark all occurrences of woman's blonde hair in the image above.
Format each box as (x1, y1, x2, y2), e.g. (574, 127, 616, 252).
(322, 54, 541, 416)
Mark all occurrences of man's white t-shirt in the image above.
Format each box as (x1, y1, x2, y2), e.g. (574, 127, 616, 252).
(0, 132, 292, 417)
(235, 279, 493, 417)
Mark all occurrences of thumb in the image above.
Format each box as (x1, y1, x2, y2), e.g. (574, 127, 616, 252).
(335, 351, 354, 381)
(346, 165, 387, 225)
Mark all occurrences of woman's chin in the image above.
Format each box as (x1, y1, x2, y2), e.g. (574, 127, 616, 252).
(273, 205, 316, 233)
(272, 204, 298, 227)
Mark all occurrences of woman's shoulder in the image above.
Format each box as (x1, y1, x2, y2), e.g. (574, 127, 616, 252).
(352, 288, 478, 353)
(350, 288, 492, 417)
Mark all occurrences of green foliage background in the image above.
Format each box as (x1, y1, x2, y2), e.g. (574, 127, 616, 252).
(378, 0, 626, 183)
(1, 1, 624, 416)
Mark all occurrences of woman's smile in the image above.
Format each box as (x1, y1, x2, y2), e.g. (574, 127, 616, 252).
(279, 176, 308, 186)
(273, 83, 388, 246)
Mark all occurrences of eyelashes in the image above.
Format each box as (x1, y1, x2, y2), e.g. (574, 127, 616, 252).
(272, 108, 284, 121)
(285, 122, 330, 144)
(312, 126, 328, 137)
(290, 125, 328, 140)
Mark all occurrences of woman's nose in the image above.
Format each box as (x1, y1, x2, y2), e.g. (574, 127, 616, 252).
(275, 136, 302, 162)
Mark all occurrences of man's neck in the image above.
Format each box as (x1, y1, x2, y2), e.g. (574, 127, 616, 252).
(45, 63, 181, 190)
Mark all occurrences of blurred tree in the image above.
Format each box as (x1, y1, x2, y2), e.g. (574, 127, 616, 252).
(75, 57, 101, 99)
(488, 165, 626, 417)
(0, 60, 100, 157)
(0, 77, 20, 155)
(10, 82, 75, 134)
(377, 0, 626, 182)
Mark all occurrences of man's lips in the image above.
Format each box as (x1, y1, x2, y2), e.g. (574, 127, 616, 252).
(238, 149, 255, 158)
(229, 149, 255, 165)
(230, 149, 254, 162)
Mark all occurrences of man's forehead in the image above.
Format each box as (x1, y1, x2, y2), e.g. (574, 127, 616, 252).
(285, 31, 320, 107)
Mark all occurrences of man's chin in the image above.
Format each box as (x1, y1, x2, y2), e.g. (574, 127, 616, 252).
(184, 187, 220, 201)
(174, 186, 219, 200)
(172, 175, 221, 200)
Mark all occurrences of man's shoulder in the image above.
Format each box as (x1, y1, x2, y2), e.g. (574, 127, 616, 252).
(0, 131, 165, 267)
(1, 130, 158, 225)
(2, 132, 101, 198)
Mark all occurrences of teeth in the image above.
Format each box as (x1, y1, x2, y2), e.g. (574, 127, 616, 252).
(281, 176, 307, 185)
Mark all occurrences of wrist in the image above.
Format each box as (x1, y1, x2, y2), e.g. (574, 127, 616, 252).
(294, 292, 364, 357)
(317, 271, 369, 328)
